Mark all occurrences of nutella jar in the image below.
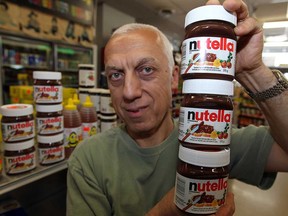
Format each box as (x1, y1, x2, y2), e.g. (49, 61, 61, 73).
(178, 79, 233, 149)
(100, 89, 116, 114)
(78, 64, 96, 88)
(36, 104, 64, 136)
(4, 139, 36, 175)
(0, 104, 35, 143)
(174, 145, 230, 215)
(38, 133, 65, 165)
(181, 5, 237, 81)
(33, 71, 63, 104)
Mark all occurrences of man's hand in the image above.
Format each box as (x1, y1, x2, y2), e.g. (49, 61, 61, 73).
(146, 188, 235, 216)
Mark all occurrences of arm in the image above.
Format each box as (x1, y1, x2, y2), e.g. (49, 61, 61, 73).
(222, 0, 288, 171)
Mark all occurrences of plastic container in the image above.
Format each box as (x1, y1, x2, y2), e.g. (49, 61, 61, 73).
(38, 133, 65, 165)
(33, 71, 63, 104)
(63, 98, 82, 159)
(0, 104, 35, 143)
(174, 145, 230, 215)
(4, 139, 36, 175)
(181, 5, 237, 81)
(78, 64, 96, 88)
(36, 104, 64, 136)
(80, 95, 98, 139)
(178, 79, 234, 149)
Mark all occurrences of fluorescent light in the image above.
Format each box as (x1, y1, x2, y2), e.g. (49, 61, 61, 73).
(263, 21, 288, 29)
(265, 35, 288, 42)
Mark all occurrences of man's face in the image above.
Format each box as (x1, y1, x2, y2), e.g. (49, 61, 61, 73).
(104, 29, 173, 137)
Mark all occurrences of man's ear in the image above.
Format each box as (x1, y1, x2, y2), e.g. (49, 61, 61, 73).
(172, 65, 180, 91)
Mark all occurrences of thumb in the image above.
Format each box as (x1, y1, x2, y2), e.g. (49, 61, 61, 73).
(215, 192, 235, 216)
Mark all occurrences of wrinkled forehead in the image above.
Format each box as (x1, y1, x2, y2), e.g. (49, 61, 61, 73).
(104, 29, 164, 59)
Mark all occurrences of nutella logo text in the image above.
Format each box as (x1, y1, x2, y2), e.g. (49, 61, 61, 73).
(187, 109, 231, 122)
(189, 38, 234, 52)
(8, 153, 34, 164)
(189, 178, 228, 192)
(40, 146, 63, 155)
(7, 121, 34, 130)
(38, 117, 62, 125)
(35, 86, 60, 92)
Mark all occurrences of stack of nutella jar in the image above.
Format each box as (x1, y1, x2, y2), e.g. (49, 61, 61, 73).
(1, 103, 36, 175)
(174, 5, 237, 215)
(34, 71, 65, 166)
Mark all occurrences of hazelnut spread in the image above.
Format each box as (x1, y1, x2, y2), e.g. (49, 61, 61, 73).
(33, 71, 63, 104)
(181, 5, 237, 81)
(174, 145, 230, 215)
(178, 79, 233, 148)
(38, 133, 65, 165)
(78, 64, 96, 88)
(4, 139, 36, 175)
(0, 104, 35, 143)
(36, 104, 64, 136)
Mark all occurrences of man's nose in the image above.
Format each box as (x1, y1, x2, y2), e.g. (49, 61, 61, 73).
(123, 72, 142, 101)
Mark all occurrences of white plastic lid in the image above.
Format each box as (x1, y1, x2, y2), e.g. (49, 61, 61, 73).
(37, 133, 64, 144)
(36, 104, 63, 112)
(182, 79, 234, 96)
(4, 139, 35, 151)
(33, 71, 62, 80)
(179, 145, 230, 167)
(89, 88, 103, 94)
(79, 88, 91, 93)
(0, 104, 33, 116)
(185, 5, 237, 28)
(100, 114, 117, 120)
(101, 89, 111, 95)
(78, 64, 95, 68)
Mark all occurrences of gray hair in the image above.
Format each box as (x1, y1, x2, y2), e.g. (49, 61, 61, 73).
(111, 23, 175, 72)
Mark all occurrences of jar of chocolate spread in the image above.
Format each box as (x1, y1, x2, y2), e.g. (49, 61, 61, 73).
(4, 139, 36, 175)
(38, 133, 65, 165)
(174, 145, 230, 215)
(0, 104, 35, 143)
(181, 5, 237, 81)
(36, 104, 64, 136)
(178, 79, 233, 149)
(33, 71, 63, 104)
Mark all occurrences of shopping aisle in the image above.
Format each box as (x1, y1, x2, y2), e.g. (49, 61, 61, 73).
(229, 172, 288, 215)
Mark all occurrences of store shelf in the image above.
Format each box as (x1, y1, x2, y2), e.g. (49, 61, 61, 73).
(0, 160, 67, 196)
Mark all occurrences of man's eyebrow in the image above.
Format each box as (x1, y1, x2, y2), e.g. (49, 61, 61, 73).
(136, 57, 156, 66)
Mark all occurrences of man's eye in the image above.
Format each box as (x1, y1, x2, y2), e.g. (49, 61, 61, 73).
(110, 72, 122, 81)
(141, 67, 153, 74)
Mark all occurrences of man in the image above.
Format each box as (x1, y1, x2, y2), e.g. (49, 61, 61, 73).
(66, 0, 288, 215)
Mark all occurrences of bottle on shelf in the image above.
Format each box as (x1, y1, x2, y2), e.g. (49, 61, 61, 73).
(80, 95, 98, 140)
(63, 98, 82, 159)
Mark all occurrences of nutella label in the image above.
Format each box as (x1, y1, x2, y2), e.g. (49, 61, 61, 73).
(64, 126, 83, 148)
(174, 173, 228, 214)
(34, 85, 63, 103)
(2, 120, 35, 142)
(39, 145, 65, 164)
(82, 122, 98, 140)
(37, 116, 64, 135)
(5, 152, 36, 174)
(178, 107, 232, 145)
(79, 69, 95, 87)
(181, 37, 236, 77)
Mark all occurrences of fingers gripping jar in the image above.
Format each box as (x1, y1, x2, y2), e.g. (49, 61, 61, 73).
(174, 145, 230, 215)
(181, 5, 237, 81)
(178, 79, 233, 149)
